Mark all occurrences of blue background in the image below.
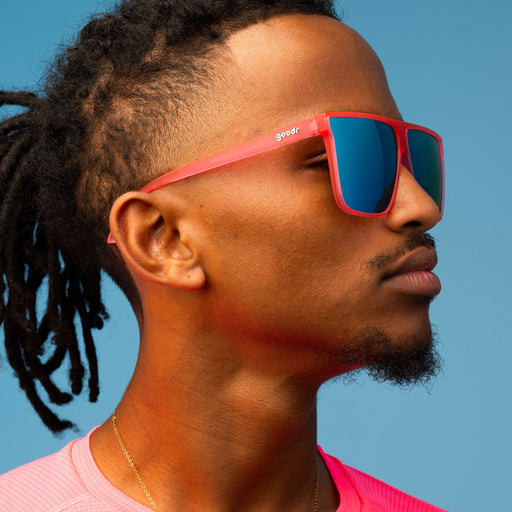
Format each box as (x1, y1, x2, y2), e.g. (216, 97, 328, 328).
(1, 1, 510, 510)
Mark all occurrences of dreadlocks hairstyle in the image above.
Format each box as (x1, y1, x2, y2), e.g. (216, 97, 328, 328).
(0, 0, 338, 432)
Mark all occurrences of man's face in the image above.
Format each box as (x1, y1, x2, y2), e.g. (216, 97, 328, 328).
(167, 15, 441, 383)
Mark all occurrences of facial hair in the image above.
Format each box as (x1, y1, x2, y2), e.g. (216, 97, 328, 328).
(344, 325, 441, 386)
(334, 232, 442, 386)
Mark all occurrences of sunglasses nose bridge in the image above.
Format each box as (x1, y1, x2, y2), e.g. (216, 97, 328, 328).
(399, 146, 414, 176)
(396, 127, 413, 175)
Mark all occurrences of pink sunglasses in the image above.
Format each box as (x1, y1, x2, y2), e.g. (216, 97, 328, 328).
(108, 112, 444, 244)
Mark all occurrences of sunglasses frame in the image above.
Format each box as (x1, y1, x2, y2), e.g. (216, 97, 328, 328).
(108, 112, 444, 244)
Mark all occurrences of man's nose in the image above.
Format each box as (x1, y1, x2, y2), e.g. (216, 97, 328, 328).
(383, 162, 441, 233)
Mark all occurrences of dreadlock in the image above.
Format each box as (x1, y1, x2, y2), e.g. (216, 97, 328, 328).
(0, 0, 338, 432)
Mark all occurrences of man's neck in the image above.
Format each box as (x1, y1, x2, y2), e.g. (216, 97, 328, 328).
(90, 329, 338, 512)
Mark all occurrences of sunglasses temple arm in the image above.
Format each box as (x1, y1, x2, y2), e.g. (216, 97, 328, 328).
(107, 117, 321, 243)
(140, 117, 321, 193)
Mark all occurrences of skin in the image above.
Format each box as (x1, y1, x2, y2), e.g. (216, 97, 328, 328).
(92, 14, 441, 512)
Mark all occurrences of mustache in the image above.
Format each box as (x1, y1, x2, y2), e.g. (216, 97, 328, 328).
(363, 233, 437, 274)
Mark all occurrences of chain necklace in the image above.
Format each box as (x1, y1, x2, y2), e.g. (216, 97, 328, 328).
(312, 464, 320, 512)
(112, 405, 158, 511)
(112, 405, 320, 512)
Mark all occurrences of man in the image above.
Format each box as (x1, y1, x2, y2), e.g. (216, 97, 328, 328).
(0, 0, 446, 510)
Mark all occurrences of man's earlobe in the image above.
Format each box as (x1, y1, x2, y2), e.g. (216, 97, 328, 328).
(109, 191, 206, 289)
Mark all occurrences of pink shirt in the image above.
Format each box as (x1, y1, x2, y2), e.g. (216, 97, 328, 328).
(0, 429, 448, 511)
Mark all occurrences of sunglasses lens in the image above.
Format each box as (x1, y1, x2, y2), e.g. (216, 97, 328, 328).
(329, 117, 397, 214)
(407, 129, 444, 212)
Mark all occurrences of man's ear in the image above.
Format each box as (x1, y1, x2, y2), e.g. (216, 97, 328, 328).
(109, 190, 206, 290)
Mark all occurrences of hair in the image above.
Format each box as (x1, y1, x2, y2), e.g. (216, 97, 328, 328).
(0, 0, 338, 432)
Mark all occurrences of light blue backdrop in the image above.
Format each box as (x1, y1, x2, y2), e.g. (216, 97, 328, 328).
(1, 1, 510, 511)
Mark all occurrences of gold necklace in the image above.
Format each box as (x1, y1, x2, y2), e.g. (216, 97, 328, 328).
(112, 405, 158, 511)
(112, 405, 320, 512)
(313, 463, 320, 512)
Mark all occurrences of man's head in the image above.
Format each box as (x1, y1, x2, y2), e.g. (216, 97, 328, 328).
(110, 15, 442, 385)
(0, 0, 441, 432)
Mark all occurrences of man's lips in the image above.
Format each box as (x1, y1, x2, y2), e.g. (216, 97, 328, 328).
(381, 247, 441, 296)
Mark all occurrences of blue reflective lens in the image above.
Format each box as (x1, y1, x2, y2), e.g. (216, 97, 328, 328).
(407, 129, 443, 211)
(329, 117, 397, 213)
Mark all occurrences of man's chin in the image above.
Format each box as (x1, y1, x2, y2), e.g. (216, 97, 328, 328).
(332, 325, 442, 387)
(363, 332, 441, 387)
